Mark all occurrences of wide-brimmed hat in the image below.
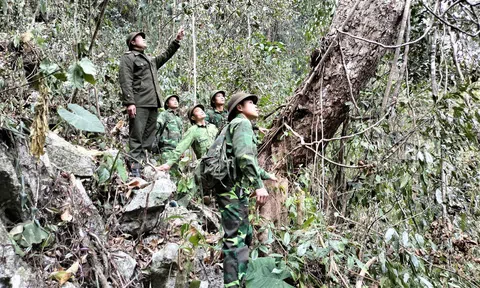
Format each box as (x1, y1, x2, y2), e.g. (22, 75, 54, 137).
(210, 90, 226, 108)
(227, 92, 258, 121)
(187, 104, 205, 124)
(164, 94, 179, 109)
(126, 32, 146, 49)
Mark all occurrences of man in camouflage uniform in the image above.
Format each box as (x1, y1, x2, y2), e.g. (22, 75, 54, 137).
(156, 104, 218, 170)
(119, 28, 184, 177)
(217, 92, 276, 287)
(205, 90, 228, 130)
(155, 94, 183, 161)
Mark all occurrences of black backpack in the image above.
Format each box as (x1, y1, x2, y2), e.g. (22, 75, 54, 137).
(198, 124, 236, 190)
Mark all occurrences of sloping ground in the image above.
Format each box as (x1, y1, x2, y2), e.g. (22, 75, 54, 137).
(0, 130, 223, 288)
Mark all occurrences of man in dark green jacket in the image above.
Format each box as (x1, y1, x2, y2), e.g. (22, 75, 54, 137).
(205, 90, 228, 130)
(156, 94, 183, 161)
(119, 28, 184, 177)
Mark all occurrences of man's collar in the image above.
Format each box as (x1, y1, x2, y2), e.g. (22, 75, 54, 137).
(167, 108, 179, 115)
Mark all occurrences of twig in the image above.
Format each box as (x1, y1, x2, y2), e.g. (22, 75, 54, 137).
(262, 105, 286, 120)
(355, 257, 378, 288)
(284, 123, 369, 169)
(338, 13, 434, 50)
(338, 36, 360, 115)
(88, 0, 109, 55)
(422, 0, 480, 37)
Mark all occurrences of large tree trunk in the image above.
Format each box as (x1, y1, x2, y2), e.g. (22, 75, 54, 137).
(259, 0, 405, 171)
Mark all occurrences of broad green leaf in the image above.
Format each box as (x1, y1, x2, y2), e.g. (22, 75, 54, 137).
(246, 257, 293, 288)
(39, 60, 59, 75)
(78, 58, 96, 76)
(19, 221, 49, 247)
(68, 63, 84, 89)
(58, 104, 105, 133)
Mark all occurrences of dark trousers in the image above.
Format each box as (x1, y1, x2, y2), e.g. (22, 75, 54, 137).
(128, 107, 158, 166)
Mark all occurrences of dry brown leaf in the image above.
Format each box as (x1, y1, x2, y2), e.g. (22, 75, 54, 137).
(60, 209, 73, 222)
(127, 178, 148, 189)
(66, 261, 80, 274)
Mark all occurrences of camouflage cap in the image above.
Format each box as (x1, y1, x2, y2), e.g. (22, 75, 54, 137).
(210, 90, 226, 108)
(187, 104, 205, 124)
(227, 92, 258, 121)
(126, 32, 146, 49)
(164, 94, 180, 109)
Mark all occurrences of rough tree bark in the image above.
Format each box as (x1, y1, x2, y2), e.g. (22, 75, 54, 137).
(259, 0, 405, 172)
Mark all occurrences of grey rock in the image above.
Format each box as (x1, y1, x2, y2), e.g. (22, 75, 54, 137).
(124, 175, 175, 213)
(112, 251, 136, 280)
(0, 220, 45, 288)
(70, 177, 106, 241)
(150, 243, 180, 288)
(45, 132, 95, 176)
(0, 145, 22, 221)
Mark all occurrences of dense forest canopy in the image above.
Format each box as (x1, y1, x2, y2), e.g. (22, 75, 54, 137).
(1, 0, 480, 287)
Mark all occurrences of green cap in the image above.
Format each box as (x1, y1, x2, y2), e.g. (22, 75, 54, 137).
(210, 90, 226, 108)
(126, 32, 145, 49)
(227, 92, 258, 121)
(164, 94, 179, 109)
(187, 104, 205, 124)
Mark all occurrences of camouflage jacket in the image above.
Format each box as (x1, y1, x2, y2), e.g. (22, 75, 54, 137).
(119, 40, 180, 107)
(166, 123, 218, 166)
(156, 109, 183, 152)
(205, 108, 227, 130)
(230, 114, 273, 190)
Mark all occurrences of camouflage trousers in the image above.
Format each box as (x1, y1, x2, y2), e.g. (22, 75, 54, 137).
(216, 186, 252, 288)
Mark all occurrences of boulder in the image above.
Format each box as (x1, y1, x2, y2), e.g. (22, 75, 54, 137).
(45, 132, 95, 177)
(0, 220, 45, 288)
(119, 175, 175, 235)
(150, 243, 180, 288)
(124, 175, 175, 213)
(0, 145, 22, 221)
(112, 251, 136, 280)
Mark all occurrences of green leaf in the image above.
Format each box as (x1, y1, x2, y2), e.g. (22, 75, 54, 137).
(418, 276, 433, 288)
(115, 159, 128, 182)
(68, 63, 84, 89)
(246, 257, 293, 288)
(97, 165, 110, 184)
(78, 58, 96, 76)
(283, 232, 290, 246)
(414, 234, 425, 247)
(39, 60, 59, 75)
(301, 216, 315, 229)
(58, 104, 105, 133)
(84, 74, 96, 85)
(19, 221, 49, 247)
(54, 72, 67, 81)
(385, 228, 397, 242)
